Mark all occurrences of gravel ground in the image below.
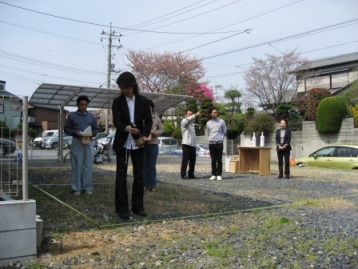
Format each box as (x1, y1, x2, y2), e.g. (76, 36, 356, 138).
(2, 163, 358, 269)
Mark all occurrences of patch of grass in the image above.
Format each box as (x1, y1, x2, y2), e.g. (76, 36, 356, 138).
(24, 261, 47, 269)
(205, 240, 235, 258)
(292, 197, 355, 210)
(28, 168, 272, 232)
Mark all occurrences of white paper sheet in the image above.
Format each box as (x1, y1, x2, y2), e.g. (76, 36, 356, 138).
(80, 126, 92, 136)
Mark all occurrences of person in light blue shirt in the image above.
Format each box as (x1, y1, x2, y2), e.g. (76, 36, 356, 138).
(206, 107, 227, 181)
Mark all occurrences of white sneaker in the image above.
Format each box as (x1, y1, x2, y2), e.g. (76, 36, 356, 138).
(217, 176, 222, 181)
(73, 191, 81, 195)
(209, 175, 216, 181)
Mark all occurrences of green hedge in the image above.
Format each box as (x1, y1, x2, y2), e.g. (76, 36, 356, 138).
(316, 96, 348, 133)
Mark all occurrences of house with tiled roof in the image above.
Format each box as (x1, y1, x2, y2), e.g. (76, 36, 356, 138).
(0, 80, 22, 131)
(0, 80, 67, 134)
(295, 52, 358, 95)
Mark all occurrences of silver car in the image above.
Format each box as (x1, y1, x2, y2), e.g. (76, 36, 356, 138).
(41, 130, 72, 149)
(158, 137, 179, 154)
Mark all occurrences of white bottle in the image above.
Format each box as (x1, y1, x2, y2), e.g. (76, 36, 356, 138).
(260, 132, 265, 147)
(252, 132, 256, 147)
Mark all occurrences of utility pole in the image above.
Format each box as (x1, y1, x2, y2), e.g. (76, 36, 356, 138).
(101, 22, 122, 132)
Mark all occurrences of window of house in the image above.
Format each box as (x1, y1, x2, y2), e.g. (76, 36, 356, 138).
(331, 73, 349, 88)
(305, 76, 330, 90)
(0, 103, 4, 114)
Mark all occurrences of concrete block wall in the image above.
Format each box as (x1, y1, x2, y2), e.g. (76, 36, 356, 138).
(266, 118, 358, 161)
(0, 199, 37, 266)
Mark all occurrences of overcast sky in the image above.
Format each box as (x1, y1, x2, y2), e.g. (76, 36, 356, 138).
(0, 0, 357, 103)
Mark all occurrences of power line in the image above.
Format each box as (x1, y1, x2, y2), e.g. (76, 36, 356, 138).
(205, 41, 358, 79)
(0, 20, 100, 45)
(126, 0, 207, 28)
(0, 50, 106, 75)
(138, 0, 242, 32)
(202, 18, 358, 60)
(143, 0, 302, 50)
(0, 0, 247, 35)
(0, 64, 101, 85)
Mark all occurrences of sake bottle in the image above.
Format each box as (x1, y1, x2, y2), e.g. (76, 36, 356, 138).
(252, 132, 256, 147)
(131, 123, 144, 147)
(260, 132, 265, 147)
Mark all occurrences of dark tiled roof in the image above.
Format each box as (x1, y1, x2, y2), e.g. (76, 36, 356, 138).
(0, 89, 20, 99)
(308, 52, 358, 69)
(29, 103, 62, 111)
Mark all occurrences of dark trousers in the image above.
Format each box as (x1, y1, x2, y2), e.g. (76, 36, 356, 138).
(180, 144, 196, 177)
(209, 143, 223, 176)
(115, 147, 144, 214)
(277, 149, 290, 176)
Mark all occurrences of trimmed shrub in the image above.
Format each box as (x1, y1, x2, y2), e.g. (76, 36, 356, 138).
(316, 96, 348, 133)
(275, 104, 294, 120)
(244, 113, 275, 137)
(227, 126, 239, 139)
(171, 128, 182, 139)
(162, 120, 175, 137)
(304, 88, 331, 120)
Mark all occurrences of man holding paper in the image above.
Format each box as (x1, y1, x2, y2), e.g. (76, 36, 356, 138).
(64, 95, 98, 195)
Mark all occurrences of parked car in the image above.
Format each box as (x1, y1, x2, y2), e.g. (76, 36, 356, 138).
(172, 144, 210, 157)
(97, 131, 116, 153)
(41, 130, 72, 149)
(158, 137, 179, 154)
(295, 144, 358, 169)
(197, 144, 210, 157)
(95, 132, 109, 140)
(0, 138, 17, 157)
(32, 130, 51, 148)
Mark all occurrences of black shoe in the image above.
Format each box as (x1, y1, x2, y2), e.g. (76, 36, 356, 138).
(182, 175, 188, 179)
(132, 210, 147, 217)
(278, 175, 283, 178)
(285, 175, 290, 179)
(118, 213, 130, 220)
(188, 175, 197, 179)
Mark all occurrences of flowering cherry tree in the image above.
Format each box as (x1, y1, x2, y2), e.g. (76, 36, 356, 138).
(126, 50, 206, 94)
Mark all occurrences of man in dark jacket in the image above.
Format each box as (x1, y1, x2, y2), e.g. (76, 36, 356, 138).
(112, 71, 152, 220)
(275, 119, 292, 179)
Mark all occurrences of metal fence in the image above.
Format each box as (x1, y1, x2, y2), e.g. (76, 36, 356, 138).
(0, 95, 27, 198)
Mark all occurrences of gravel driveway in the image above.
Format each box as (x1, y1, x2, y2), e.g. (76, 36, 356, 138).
(3, 163, 357, 268)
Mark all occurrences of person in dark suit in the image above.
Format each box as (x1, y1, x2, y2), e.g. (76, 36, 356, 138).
(275, 119, 292, 179)
(112, 71, 153, 220)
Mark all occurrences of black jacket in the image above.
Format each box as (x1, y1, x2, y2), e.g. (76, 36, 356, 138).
(112, 94, 152, 152)
(275, 128, 292, 151)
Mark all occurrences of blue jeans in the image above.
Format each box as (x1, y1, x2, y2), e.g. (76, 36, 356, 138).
(143, 144, 159, 188)
(70, 138, 94, 192)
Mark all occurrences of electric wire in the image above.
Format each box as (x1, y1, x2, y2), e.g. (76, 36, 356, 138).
(126, 0, 207, 29)
(0, 64, 102, 85)
(202, 18, 358, 60)
(0, 0, 248, 35)
(0, 50, 106, 75)
(0, 20, 101, 45)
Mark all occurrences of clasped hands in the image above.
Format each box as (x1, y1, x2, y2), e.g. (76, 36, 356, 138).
(278, 145, 287, 150)
(125, 125, 147, 141)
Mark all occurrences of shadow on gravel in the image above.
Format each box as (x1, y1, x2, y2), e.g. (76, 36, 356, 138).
(26, 167, 275, 232)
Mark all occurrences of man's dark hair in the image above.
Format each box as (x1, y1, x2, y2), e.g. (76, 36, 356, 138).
(209, 107, 218, 114)
(77, 95, 90, 105)
(116, 71, 139, 95)
(148, 99, 154, 110)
